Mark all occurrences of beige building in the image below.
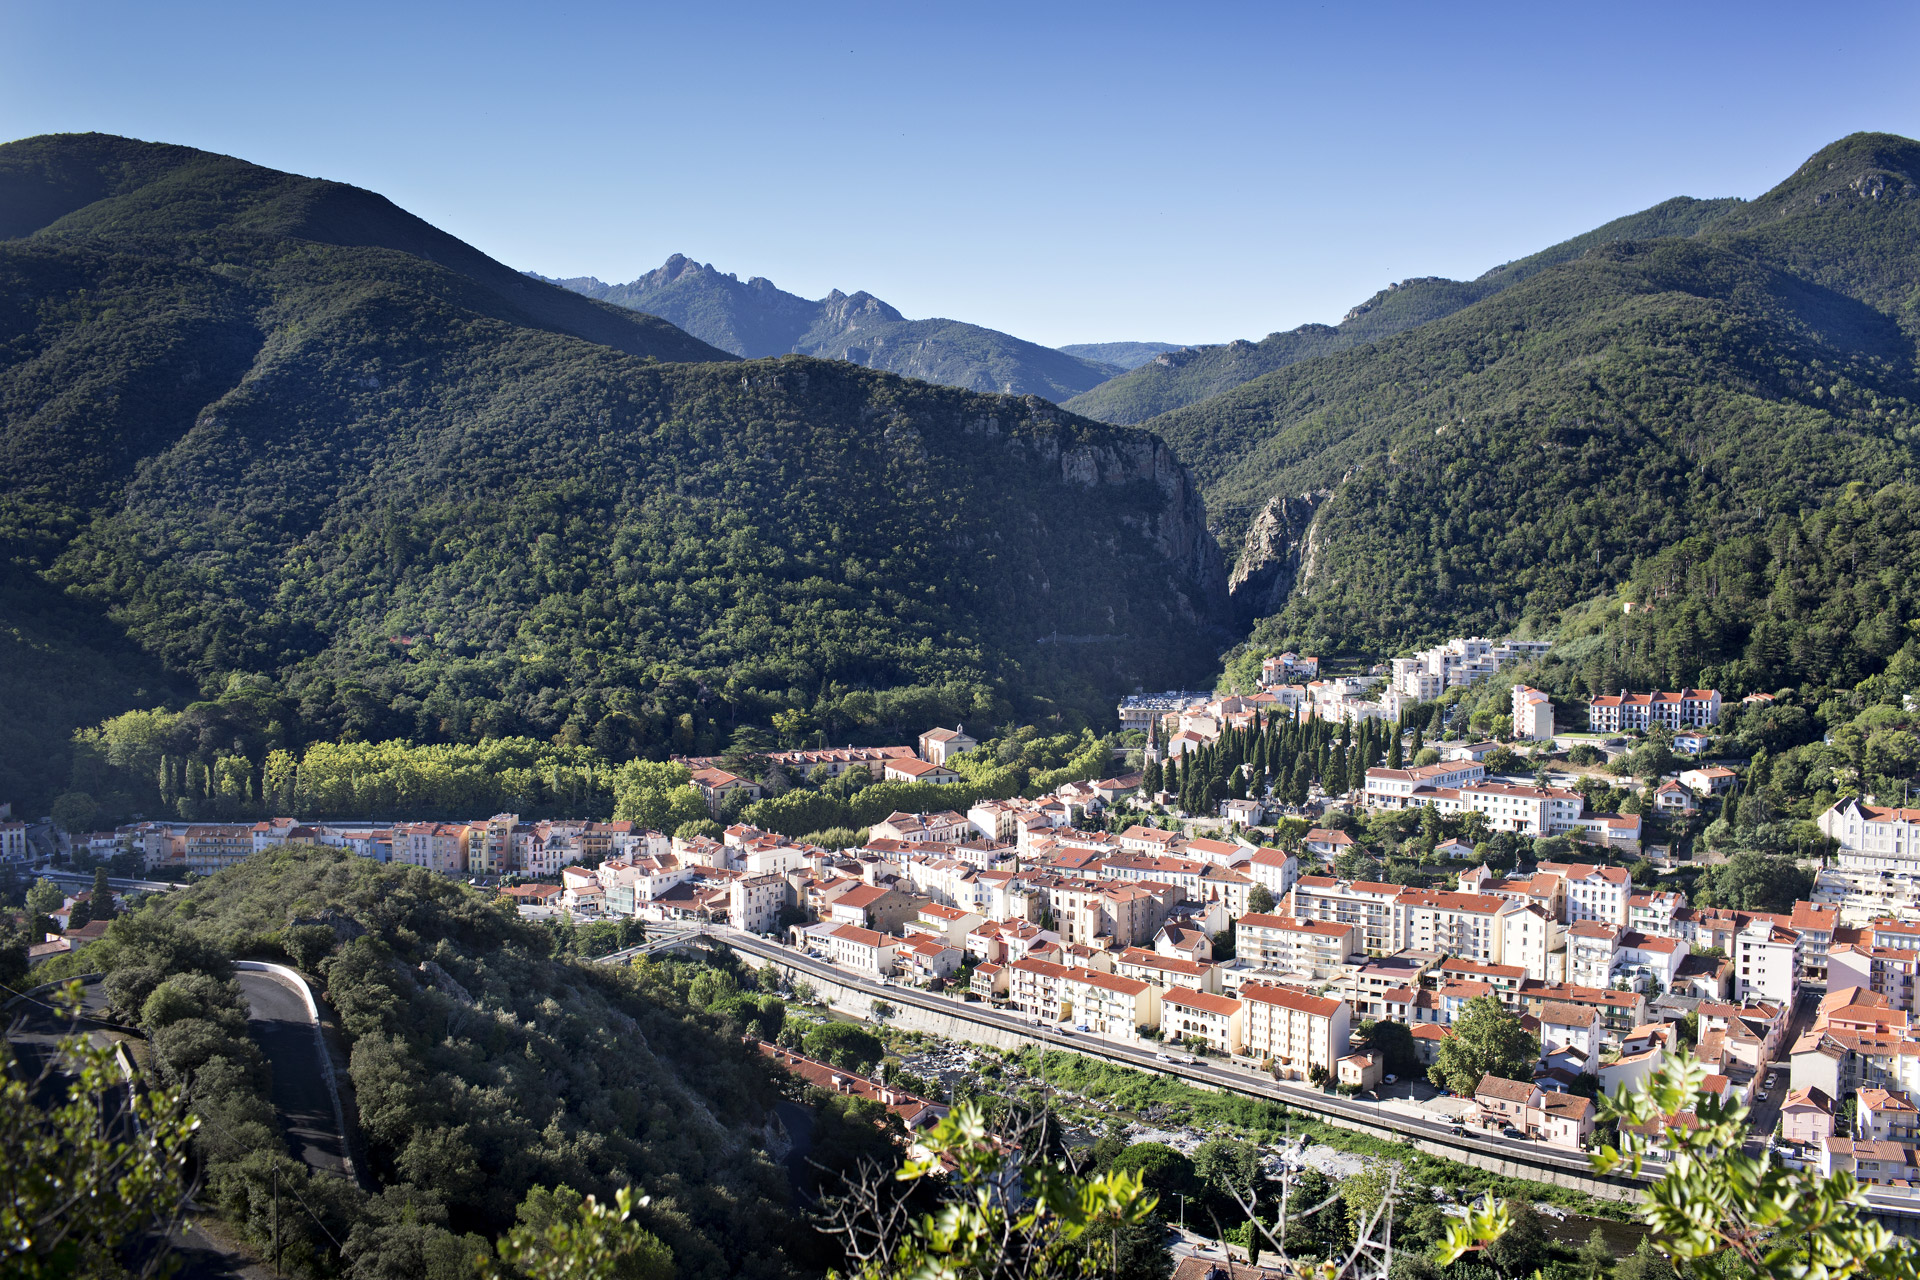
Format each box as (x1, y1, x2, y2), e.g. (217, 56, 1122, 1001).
(1235, 913, 1359, 978)
(918, 726, 977, 765)
(1163, 987, 1247, 1056)
(1511, 685, 1554, 740)
(1242, 984, 1352, 1080)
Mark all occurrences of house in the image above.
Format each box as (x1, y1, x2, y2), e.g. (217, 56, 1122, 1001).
(689, 768, 762, 816)
(829, 883, 922, 933)
(1820, 1136, 1920, 1187)
(1537, 1092, 1596, 1150)
(826, 924, 899, 977)
(1473, 1074, 1542, 1124)
(1409, 1021, 1450, 1065)
(1780, 1087, 1835, 1145)
(897, 935, 965, 983)
(1434, 838, 1477, 861)
(1679, 766, 1738, 796)
(885, 759, 962, 786)
(1156, 923, 1213, 963)
(1302, 829, 1354, 859)
(918, 726, 977, 766)
(1443, 741, 1502, 763)
(1673, 733, 1712, 754)
(1220, 797, 1266, 826)
(970, 961, 1009, 998)
(1162, 988, 1247, 1057)
(1539, 1001, 1603, 1060)
(1653, 781, 1700, 814)
(1858, 1088, 1920, 1143)
(1241, 985, 1351, 1080)
(911, 903, 987, 945)
(1246, 847, 1300, 899)
(1337, 1051, 1384, 1091)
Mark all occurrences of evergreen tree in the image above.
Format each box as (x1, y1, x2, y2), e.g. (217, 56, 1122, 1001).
(1387, 731, 1404, 771)
(90, 866, 115, 922)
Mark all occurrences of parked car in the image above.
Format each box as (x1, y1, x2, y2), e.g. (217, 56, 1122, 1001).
(1502, 1127, 1527, 1141)
(1384, 1074, 1398, 1085)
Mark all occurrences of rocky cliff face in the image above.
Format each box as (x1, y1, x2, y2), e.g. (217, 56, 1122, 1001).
(1226, 492, 1326, 629)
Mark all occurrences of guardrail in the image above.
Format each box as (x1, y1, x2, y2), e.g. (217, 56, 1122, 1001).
(234, 961, 357, 1183)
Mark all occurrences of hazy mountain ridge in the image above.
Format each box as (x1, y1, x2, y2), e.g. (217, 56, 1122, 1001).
(537, 254, 1127, 400)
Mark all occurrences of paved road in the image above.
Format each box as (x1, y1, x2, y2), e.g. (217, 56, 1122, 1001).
(237, 971, 350, 1177)
(710, 928, 1631, 1189)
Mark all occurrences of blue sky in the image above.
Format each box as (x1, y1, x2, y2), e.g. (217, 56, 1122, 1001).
(4, 1, 1916, 346)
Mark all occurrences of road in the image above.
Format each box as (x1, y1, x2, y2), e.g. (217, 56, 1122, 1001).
(236, 970, 350, 1177)
(37, 868, 183, 894)
(709, 928, 1636, 1190)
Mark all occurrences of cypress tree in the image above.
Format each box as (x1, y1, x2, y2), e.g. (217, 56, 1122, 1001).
(1387, 731, 1403, 771)
(90, 866, 115, 922)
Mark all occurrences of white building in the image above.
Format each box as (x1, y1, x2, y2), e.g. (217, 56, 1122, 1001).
(827, 923, 899, 977)
(1734, 917, 1802, 1006)
(729, 872, 788, 934)
(1235, 913, 1359, 978)
(1820, 801, 1920, 873)
(1587, 689, 1722, 733)
(1162, 987, 1247, 1056)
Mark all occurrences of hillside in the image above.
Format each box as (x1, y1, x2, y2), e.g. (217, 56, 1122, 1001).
(1062, 196, 1743, 424)
(0, 133, 1228, 812)
(542, 255, 1127, 399)
(1145, 133, 1920, 662)
(1056, 340, 1183, 370)
(37, 846, 801, 1277)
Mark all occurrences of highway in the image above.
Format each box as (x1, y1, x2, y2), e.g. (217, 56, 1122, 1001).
(706, 927, 1639, 1191)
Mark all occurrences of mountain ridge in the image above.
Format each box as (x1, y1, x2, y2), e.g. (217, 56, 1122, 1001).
(537, 254, 1128, 400)
(0, 133, 1227, 811)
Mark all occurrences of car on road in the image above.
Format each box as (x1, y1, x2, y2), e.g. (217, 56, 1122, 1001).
(1450, 1124, 1467, 1136)
(1385, 1074, 1397, 1084)
(1758, 1090, 1770, 1101)
(1156, 1053, 1173, 1062)
(1502, 1127, 1527, 1141)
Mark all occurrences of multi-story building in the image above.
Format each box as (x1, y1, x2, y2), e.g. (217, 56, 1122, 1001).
(1286, 877, 1403, 956)
(1735, 917, 1803, 1006)
(1819, 801, 1920, 873)
(1235, 914, 1359, 978)
(1162, 987, 1247, 1057)
(394, 822, 470, 875)
(730, 873, 788, 934)
(1544, 862, 1634, 928)
(1395, 890, 1522, 964)
(827, 924, 899, 976)
(0, 820, 28, 863)
(182, 824, 254, 875)
(1389, 638, 1552, 701)
(1511, 685, 1554, 740)
(1245, 847, 1300, 900)
(918, 726, 977, 765)
(1242, 984, 1352, 1080)
(1363, 762, 1488, 806)
(1586, 689, 1722, 733)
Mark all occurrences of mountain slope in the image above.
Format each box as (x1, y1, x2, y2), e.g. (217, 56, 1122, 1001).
(544, 254, 1126, 399)
(0, 134, 1227, 811)
(1145, 133, 1920, 653)
(1062, 196, 1744, 424)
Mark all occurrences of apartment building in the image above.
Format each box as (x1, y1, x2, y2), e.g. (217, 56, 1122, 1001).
(1242, 984, 1352, 1081)
(827, 924, 899, 977)
(1163, 988, 1247, 1057)
(1008, 957, 1160, 1037)
(1390, 637, 1552, 701)
(1363, 762, 1488, 806)
(1586, 689, 1722, 733)
(1736, 917, 1803, 1006)
(182, 824, 254, 875)
(730, 873, 788, 934)
(1113, 947, 1218, 993)
(395, 822, 469, 874)
(1235, 914, 1359, 978)
(1511, 685, 1555, 741)
(1544, 862, 1634, 928)
(1396, 890, 1520, 964)
(1286, 877, 1403, 955)
(1246, 847, 1301, 900)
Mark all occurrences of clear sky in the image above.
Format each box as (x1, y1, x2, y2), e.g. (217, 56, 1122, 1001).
(3, 1, 1916, 347)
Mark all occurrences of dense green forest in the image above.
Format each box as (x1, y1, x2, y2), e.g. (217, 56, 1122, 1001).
(543, 254, 1126, 399)
(1161, 133, 1920, 663)
(1061, 196, 1743, 425)
(32, 847, 800, 1278)
(0, 133, 1227, 814)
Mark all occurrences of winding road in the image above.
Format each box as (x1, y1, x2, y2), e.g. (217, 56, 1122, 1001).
(235, 966, 353, 1179)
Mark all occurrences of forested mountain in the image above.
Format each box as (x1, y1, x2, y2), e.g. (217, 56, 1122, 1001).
(1055, 341, 1183, 371)
(540, 255, 1127, 399)
(0, 133, 1228, 811)
(1156, 133, 1920, 682)
(1062, 196, 1743, 424)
